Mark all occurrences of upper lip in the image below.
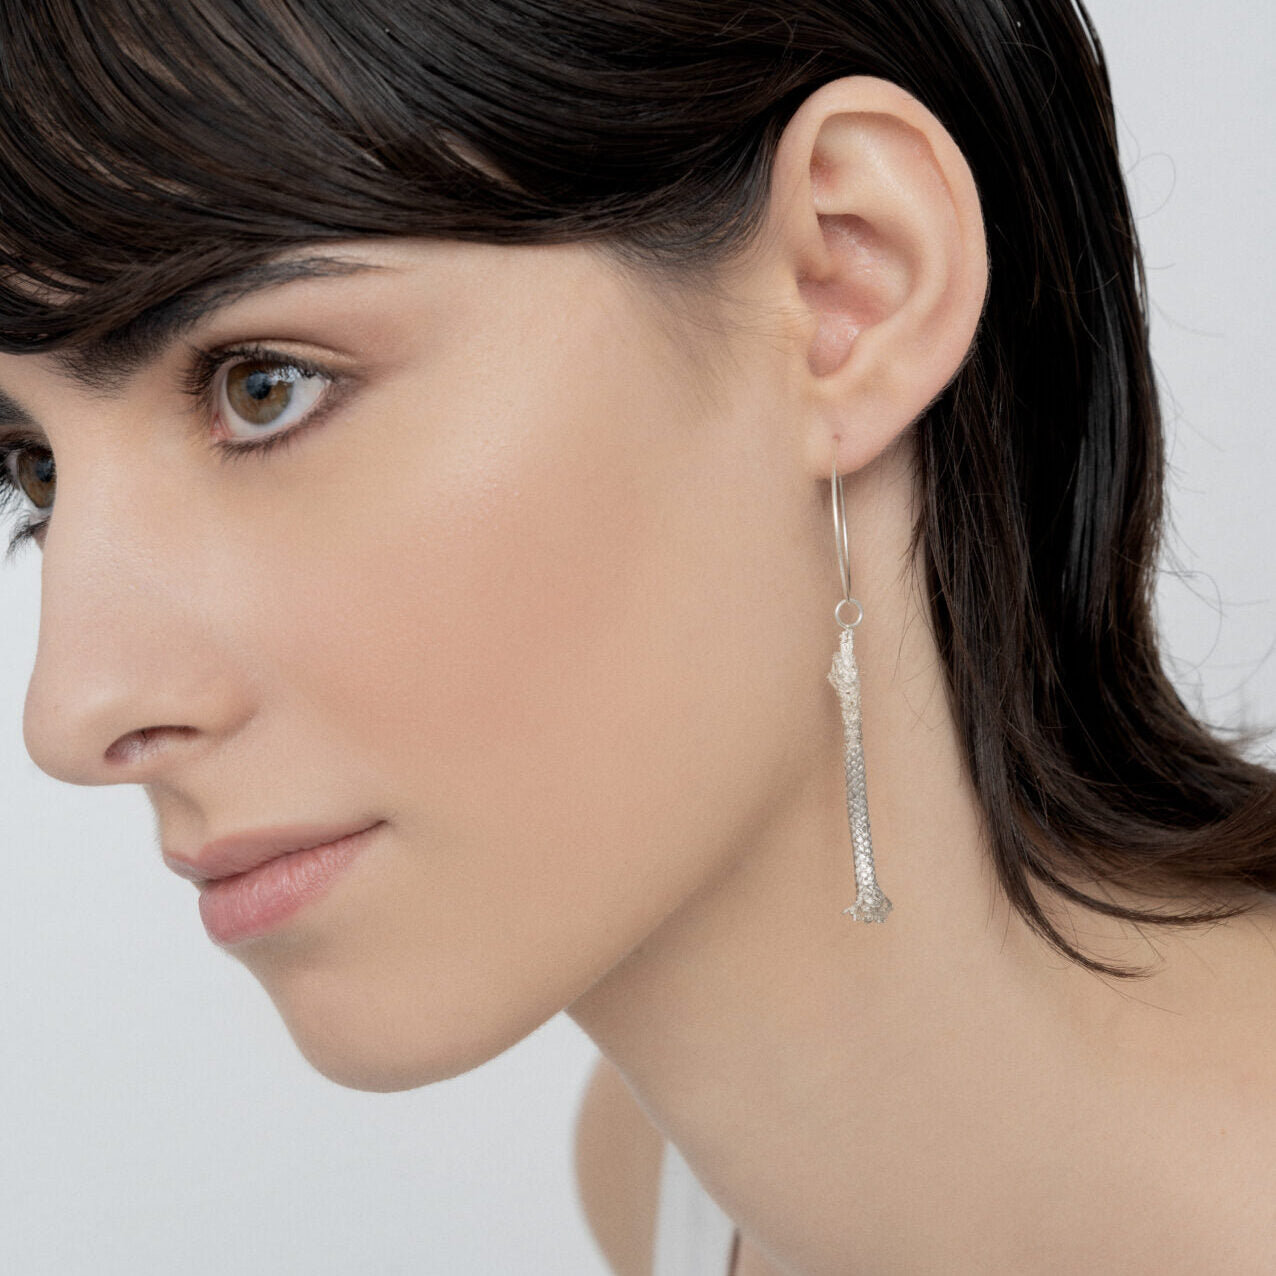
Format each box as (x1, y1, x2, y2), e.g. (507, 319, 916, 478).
(163, 820, 384, 884)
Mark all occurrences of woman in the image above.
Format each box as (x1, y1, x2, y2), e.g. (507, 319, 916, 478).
(1, 2, 1272, 1273)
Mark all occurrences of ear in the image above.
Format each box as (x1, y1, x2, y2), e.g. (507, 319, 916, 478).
(761, 76, 989, 478)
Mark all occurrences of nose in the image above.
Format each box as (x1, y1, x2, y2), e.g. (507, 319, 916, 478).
(20, 479, 253, 788)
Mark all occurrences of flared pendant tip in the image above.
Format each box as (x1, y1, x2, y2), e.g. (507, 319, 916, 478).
(842, 889, 893, 924)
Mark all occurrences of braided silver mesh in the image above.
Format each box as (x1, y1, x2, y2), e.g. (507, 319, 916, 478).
(826, 623, 893, 923)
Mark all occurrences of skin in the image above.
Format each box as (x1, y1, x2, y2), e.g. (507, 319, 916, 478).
(6, 77, 1276, 1273)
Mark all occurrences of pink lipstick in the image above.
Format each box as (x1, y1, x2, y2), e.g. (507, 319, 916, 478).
(166, 821, 383, 946)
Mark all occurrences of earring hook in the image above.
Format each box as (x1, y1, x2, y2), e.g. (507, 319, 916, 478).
(831, 452, 863, 629)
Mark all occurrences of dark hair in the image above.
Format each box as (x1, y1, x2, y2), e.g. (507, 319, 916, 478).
(2, 0, 1272, 977)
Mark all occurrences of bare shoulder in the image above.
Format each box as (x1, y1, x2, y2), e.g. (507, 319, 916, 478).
(574, 1053, 667, 1276)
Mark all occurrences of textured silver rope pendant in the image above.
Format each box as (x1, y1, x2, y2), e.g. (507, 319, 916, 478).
(828, 445, 892, 924)
(827, 621, 892, 923)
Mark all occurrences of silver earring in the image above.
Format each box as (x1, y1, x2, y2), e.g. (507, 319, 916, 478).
(826, 456, 893, 924)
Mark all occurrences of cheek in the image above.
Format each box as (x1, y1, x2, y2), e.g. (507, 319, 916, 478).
(322, 348, 737, 913)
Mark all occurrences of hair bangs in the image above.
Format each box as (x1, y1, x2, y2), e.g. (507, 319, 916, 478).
(0, 0, 555, 355)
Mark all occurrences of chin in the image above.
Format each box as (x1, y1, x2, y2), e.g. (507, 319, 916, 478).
(289, 1033, 491, 1093)
(253, 962, 558, 1093)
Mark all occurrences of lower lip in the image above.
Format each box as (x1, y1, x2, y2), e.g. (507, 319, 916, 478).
(197, 824, 382, 946)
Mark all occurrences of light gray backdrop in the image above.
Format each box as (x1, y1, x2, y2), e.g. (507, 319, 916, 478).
(2, 4, 1272, 1273)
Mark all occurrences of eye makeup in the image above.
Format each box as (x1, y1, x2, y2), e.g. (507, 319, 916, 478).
(0, 341, 347, 556)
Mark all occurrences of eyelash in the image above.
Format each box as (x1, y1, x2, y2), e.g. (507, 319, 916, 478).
(0, 342, 338, 559)
(0, 460, 43, 560)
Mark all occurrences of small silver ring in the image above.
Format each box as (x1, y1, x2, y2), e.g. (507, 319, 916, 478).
(835, 596, 863, 629)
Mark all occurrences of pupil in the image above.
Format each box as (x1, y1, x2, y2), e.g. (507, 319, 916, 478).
(245, 370, 275, 401)
(16, 447, 55, 508)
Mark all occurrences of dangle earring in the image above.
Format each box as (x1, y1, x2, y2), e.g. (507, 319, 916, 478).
(826, 452, 893, 924)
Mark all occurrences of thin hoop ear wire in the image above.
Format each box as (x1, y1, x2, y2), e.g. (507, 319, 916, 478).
(826, 454, 893, 923)
(831, 451, 863, 629)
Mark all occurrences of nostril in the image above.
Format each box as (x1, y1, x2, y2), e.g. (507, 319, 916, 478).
(104, 725, 191, 766)
(104, 727, 151, 766)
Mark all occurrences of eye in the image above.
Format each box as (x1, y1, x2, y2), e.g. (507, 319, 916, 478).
(3, 443, 55, 513)
(214, 357, 331, 443)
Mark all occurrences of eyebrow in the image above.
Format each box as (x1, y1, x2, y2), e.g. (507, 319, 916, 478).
(0, 385, 39, 433)
(41, 255, 385, 397)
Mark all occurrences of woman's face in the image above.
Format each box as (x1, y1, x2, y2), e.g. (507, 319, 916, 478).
(3, 237, 836, 1089)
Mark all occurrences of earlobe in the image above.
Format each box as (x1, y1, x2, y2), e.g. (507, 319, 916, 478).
(765, 77, 989, 476)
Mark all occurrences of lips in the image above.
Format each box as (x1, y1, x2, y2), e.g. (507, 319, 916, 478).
(163, 819, 385, 884)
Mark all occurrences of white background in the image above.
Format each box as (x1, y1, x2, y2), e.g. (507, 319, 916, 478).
(1, 4, 1272, 1272)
